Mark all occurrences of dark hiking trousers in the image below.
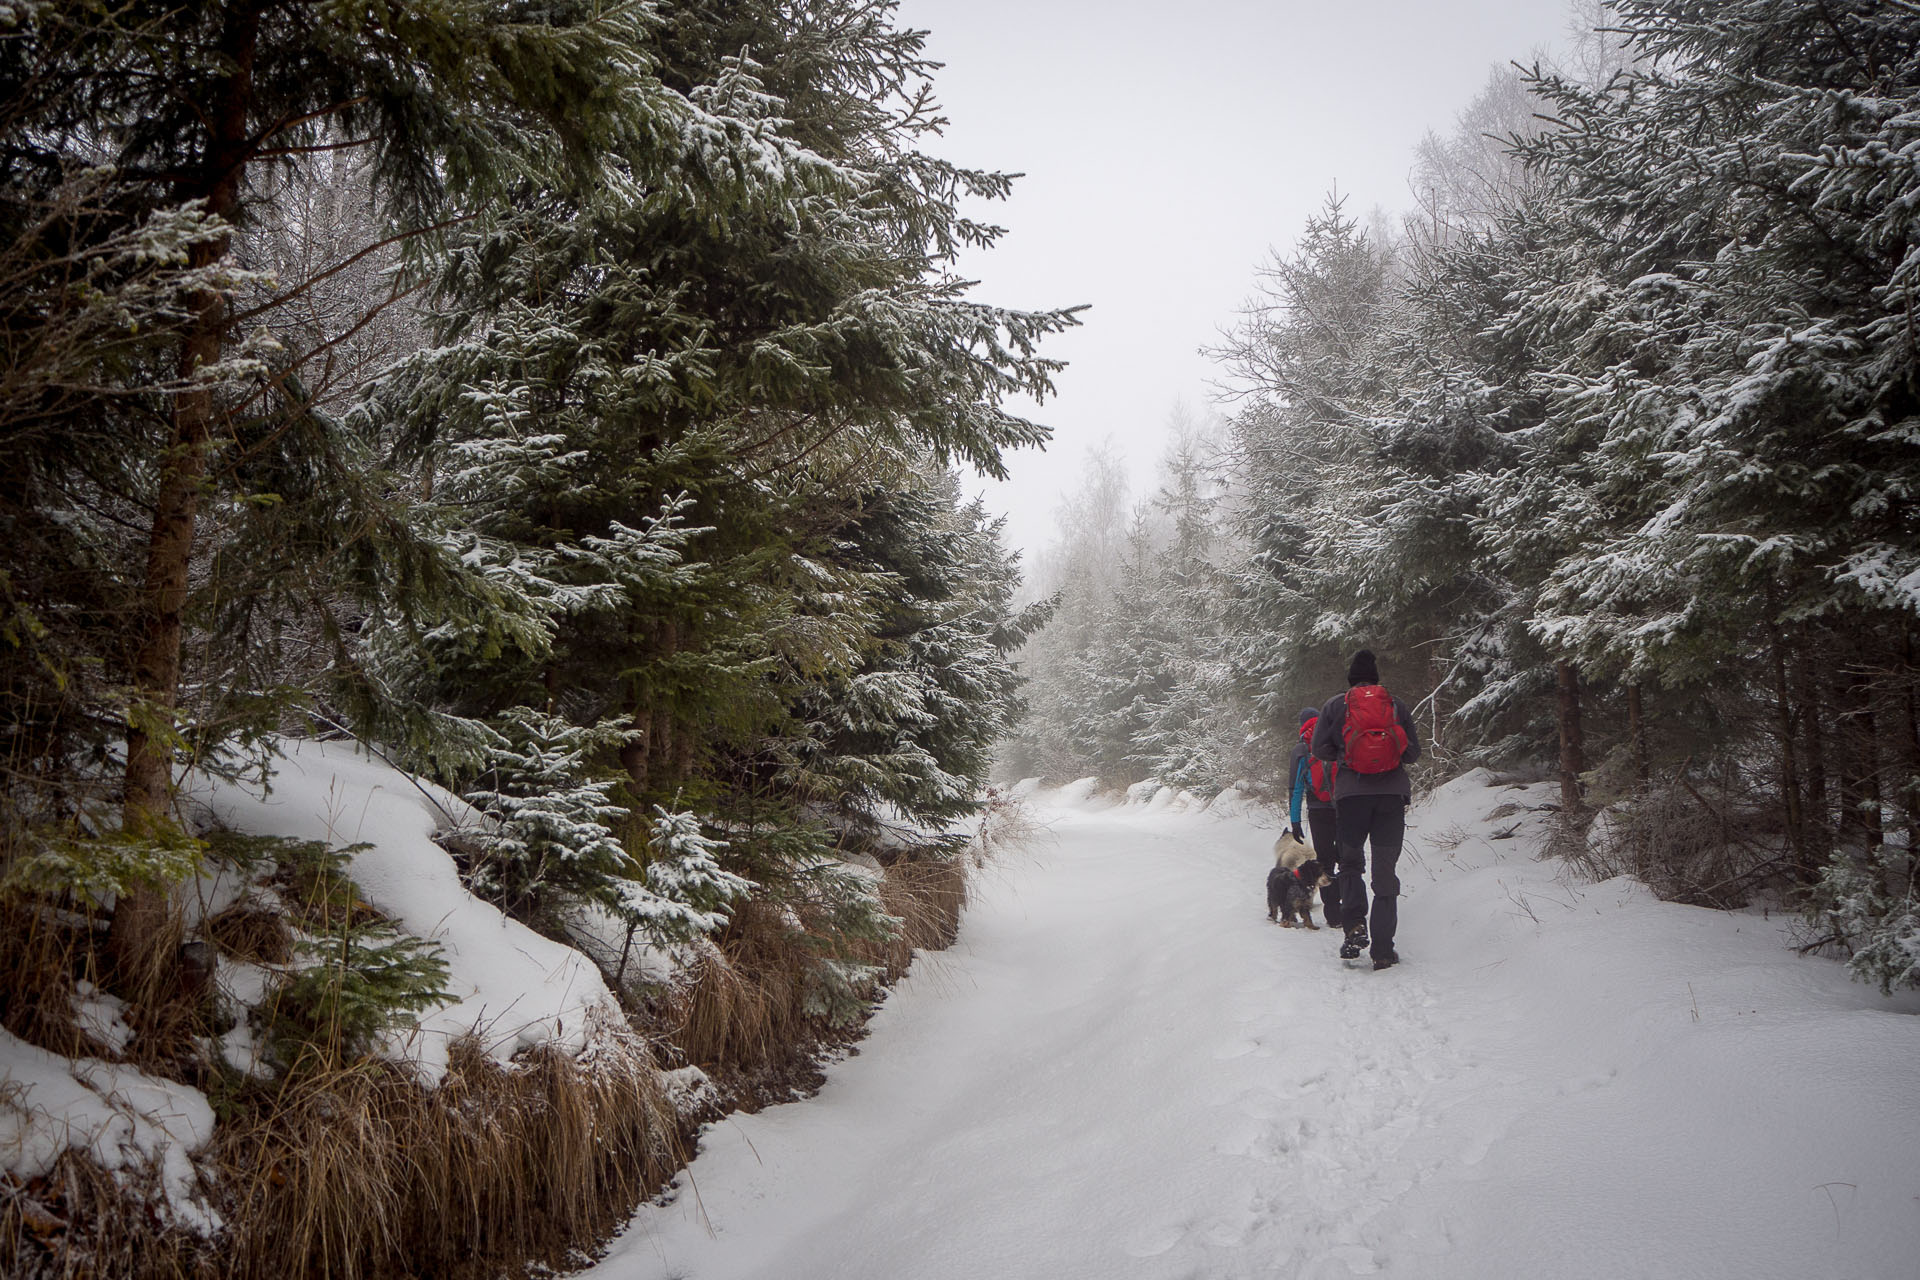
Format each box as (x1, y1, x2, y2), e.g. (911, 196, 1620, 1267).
(1335, 793, 1406, 960)
(1306, 804, 1340, 926)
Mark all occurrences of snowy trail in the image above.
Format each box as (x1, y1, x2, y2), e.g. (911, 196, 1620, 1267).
(590, 780, 1920, 1280)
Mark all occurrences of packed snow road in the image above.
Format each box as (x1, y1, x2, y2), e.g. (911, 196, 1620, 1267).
(589, 777, 1920, 1280)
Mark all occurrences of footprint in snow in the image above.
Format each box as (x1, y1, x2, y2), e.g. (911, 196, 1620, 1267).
(1557, 1068, 1617, 1095)
(1121, 1223, 1184, 1258)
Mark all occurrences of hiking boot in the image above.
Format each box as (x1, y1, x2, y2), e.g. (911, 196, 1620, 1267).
(1372, 950, 1399, 971)
(1338, 923, 1368, 960)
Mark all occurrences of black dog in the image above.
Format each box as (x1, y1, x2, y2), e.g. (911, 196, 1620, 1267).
(1266, 859, 1332, 929)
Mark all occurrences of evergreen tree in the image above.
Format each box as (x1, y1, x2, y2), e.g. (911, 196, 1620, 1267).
(0, 0, 697, 983)
(339, 1, 1075, 987)
(1212, 195, 1401, 790)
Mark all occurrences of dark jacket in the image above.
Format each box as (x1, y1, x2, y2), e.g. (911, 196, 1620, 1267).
(1310, 686, 1422, 802)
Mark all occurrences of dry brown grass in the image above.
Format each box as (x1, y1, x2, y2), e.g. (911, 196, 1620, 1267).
(867, 855, 967, 978)
(202, 901, 293, 965)
(0, 898, 97, 1059)
(0, 1153, 212, 1280)
(2, 998, 680, 1280)
(1, 830, 984, 1278)
(663, 851, 972, 1112)
(670, 900, 808, 1077)
(212, 1013, 678, 1280)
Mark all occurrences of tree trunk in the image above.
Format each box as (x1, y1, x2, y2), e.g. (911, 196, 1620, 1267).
(1835, 664, 1883, 853)
(622, 619, 678, 798)
(1627, 681, 1650, 788)
(113, 0, 264, 989)
(620, 707, 654, 795)
(1766, 607, 1805, 870)
(1555, 660, 1584, 814)
(1905, 630, 1920, 893)
(674, 714, 697, 782)
(1795, 640, 1829, 862)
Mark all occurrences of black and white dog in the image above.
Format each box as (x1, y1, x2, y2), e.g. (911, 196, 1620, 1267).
(1266, 833, 1332, 930)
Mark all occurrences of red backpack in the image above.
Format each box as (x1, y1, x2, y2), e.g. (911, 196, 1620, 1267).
(1341, 685, 1408, 774)
(1299, 716, 1337, 801)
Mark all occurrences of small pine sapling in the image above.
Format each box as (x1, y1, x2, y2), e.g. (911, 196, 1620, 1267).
(1815, 850, 1920, 995)
(462, 709, 636, 925)
(247, 841, 452, 1072)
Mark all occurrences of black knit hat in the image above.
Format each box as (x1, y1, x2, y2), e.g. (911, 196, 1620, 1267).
(1347, 649, 1380, 686)
(1298, 706, 1317, 725)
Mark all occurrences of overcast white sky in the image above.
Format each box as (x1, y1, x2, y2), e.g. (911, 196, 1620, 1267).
(893, 0, 1583, 564)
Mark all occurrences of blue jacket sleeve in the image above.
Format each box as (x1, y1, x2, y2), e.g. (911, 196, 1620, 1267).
(1289, 755, 1308, 825)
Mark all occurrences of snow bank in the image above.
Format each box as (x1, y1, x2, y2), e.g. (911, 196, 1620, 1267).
(189, 738, 621, 1083)
(0, 1030, 218, 1234)
(69, 981, 133, 1055)
(1053, 776, 1105, 808)
(1201, 783, 1254, 818)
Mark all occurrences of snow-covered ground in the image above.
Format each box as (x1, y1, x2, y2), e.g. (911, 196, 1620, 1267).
(1, 740, 637, 1234)
(190, 738, 621, 1081)
(590, 773, 1920, 1280)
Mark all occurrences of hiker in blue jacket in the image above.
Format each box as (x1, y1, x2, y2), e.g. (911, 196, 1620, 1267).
(1287, 705, 1341, 928)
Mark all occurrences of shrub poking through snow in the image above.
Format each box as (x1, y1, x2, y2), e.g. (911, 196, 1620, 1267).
(261, 923, 452, 1074)
(622, 808, 755, 945)
(1816, 851, 1920, 995)
(195, 836, 453, 1075)
(463, 709, 635, 928)
(800, 959, 885, 1028)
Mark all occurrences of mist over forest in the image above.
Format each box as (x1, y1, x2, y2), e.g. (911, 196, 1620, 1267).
(1, 0, 1917, 1275)
(1007, 0, 1920, 986)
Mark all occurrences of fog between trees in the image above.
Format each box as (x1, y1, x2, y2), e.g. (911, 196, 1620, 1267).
(1, 1, 1917, 1272)
(1005, 0, 1920, 996)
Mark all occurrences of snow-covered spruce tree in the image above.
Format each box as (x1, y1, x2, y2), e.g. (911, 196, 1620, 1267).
(780, 473, 1046, 847)
(461, 706, 761, 978)
(1000, 447, 1134, 784)
(1366, 58, 1601, 786)
(1125, 426, 1241, 795)
(1503, 0, 1920, 903)
(460, 709, 639, 928)
(1370, 189, 1643, 810)
(1323, 0, 1920, 915)
(1008, 415, 1251, 796)
(0, 0, 698, 990)
(1081, 511, 1182, 788)
(355, 1, 1073, 986)
(626, 806, 755, 944)
(1210, 195, 1410, 791)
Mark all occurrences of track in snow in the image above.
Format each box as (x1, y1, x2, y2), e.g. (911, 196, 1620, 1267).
(588, 785, 1920, 1280)
(594, 798, 1515, 1279)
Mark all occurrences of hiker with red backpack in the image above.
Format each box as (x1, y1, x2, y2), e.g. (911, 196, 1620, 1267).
(1309, 649, 1422, 970)
(1287, 705, 1342, 929)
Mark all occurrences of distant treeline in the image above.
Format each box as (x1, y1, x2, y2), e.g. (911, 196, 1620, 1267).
(1005, 0, 1920, 993)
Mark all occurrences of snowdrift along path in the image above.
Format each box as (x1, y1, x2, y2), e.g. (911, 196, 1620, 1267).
(591, 776, 1920, 1280)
